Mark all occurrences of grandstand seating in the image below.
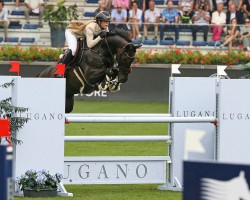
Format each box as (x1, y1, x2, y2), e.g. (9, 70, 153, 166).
(143, 39, 158, 45)
(20, 37, 35, 43)
(0, 0, 243, 51)
(5, 37, 19, 42)
(192, 41, 207, 46)
(160, 40, 175, 45)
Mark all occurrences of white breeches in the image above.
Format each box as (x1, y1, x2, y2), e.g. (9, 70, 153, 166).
(65, 29, 77, 56)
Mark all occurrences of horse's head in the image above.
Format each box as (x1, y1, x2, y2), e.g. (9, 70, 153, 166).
(104, 29, 141, 83)
(115, 42, 141, 83)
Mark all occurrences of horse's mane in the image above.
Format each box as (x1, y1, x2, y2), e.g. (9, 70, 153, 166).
(109, 28, 132, 43)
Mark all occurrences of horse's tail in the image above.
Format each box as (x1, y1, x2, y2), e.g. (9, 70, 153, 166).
(37, 65, 58, 78)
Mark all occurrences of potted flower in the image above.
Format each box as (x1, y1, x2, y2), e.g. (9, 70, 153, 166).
(43, 0, 78, 47)
(16, 169, 63, 197)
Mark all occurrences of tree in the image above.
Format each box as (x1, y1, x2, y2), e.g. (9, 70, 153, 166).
(0, 80, 29, 144)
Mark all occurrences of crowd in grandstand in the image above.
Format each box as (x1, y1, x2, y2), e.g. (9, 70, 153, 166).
(0, 0, 250, 51)
(94, 0, 250, 50)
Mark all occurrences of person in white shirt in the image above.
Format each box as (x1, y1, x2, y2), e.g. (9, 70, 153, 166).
(143, 0, 160, 40)
(211, 3, 226, 42)
(0, 0, 9, 38)
(24, 0, 44, 28)
(178, 0, 194, 18)
(129, 1, 143, 40)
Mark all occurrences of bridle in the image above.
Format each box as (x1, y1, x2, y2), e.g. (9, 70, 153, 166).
(104, 37, 135, 71)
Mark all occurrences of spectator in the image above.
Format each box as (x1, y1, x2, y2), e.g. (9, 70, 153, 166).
(220, 18, 240, 51)
(211, 3, 226, 42)
(113, 0, 130, 23)
(104, 0, 112, 10)
(24, 0, 45, 28)
(194, 0, 212, 12)
(160, 0, 180, 42)
(143, 0, 160, 40)
(226, 3, 243, 24)
(0, 0, 8, 38)
(145, 0, 150, 11)
(228, 0, 243, 11)
(240, 18, 250, 50)
(192, 4, 210, 42)
(178, 0, 194, 18)
(243, 0, 250, 20)
(131, 0, 145, 11)
(114, 0, 130, 10)
(110, 2, 128, 31)
(129, 1, 143, 40)
(94, 0, 110, 17)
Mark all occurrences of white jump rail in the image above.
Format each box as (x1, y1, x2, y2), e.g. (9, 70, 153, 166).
(65, 113, 172, 117)
(65, 116, 217, 123)
(64, 135, 172, 142)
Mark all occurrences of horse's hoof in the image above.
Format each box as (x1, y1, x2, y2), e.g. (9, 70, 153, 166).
(109, 82, 121, 92)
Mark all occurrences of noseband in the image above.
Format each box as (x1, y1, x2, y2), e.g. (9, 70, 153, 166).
(104, 38, 135, 71)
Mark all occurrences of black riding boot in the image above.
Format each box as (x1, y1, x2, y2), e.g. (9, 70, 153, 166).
(59, 49, 73, 67)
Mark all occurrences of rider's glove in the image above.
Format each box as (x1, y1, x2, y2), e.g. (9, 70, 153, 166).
(99, 31, 107, 39)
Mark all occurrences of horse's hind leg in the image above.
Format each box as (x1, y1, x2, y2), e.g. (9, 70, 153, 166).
(65, 95, 74, 113)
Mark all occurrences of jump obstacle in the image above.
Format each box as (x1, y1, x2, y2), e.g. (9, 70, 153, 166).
(65, 114, 216, 123)
(1, 75, 250, 196)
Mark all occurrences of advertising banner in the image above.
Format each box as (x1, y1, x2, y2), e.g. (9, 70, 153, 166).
(183, 161, 250, 200)
(12, 78, 65, 178)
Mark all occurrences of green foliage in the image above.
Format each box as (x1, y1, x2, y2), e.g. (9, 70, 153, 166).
(16, 169, 63, 191)
(135, 49, 250, 65)
(1, 46, 249, 66)
(0, 81, 29, 144)
(43, 0, 78, 29)
(0, 46, 62, 62)
(242, 60, 250, 71)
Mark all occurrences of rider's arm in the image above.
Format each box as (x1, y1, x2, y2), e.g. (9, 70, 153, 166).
(85, 25, 102, 49)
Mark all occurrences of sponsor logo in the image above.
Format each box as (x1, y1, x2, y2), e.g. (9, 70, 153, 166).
(64, 163, 148, 182)
(200, 171, 250, 200)
(75, 91, 107, 98)
(222, 113, 250, 120)
(175, 111, 215, 117)
(16, 113, 64, 121)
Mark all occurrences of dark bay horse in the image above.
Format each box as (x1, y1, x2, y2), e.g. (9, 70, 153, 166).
(38, 29, 141, 113)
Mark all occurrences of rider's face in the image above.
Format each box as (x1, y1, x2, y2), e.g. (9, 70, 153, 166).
(100, 21, 109, 29)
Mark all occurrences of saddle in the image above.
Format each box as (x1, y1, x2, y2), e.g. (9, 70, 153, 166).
(66, 38, 87, 69)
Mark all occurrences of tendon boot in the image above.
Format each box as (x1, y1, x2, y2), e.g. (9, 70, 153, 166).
(94, 75, 111, 91)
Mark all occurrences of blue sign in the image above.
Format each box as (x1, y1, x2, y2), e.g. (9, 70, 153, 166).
(0, 145, 13, 200)
(183, 161, 250, 200)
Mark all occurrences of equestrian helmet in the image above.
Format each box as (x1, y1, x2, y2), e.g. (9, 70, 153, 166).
(96, 11, 111, 23)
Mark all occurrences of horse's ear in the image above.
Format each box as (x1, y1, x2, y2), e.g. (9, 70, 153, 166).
(134, 44, 142, 49)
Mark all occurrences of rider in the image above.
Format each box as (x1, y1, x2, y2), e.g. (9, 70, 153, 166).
(60, 11, 111, 67)
(60, 11, 117, 91)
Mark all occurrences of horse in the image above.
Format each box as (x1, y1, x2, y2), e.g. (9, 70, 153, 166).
(200, 171, 250, 200)
(38, 29, 141, 113)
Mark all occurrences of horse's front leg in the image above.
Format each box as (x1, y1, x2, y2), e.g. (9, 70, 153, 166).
(108, 77, 121, 92)
(95, 75, 111, 91)
(65, 95, 74, 113)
